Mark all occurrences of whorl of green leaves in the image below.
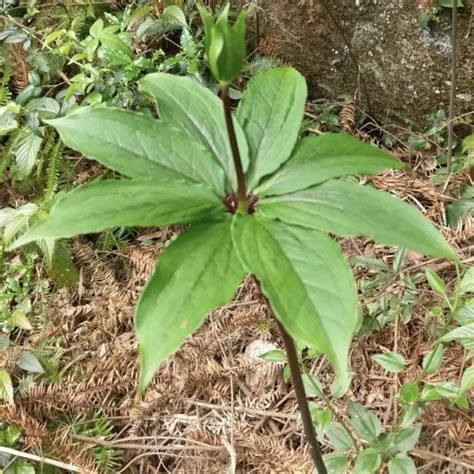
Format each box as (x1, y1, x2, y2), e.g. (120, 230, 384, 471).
(11, 67, 457, 394)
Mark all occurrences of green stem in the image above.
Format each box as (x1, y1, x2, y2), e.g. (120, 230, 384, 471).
(419, 263, 462, 381)
(275, 319, 327, 474)
(301, 365, 360, 454)
(220, 84, 247, 208)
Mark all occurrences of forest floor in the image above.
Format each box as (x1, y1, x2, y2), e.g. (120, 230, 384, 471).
(0, 2, 473, 473)
(2, 121, 473, 473)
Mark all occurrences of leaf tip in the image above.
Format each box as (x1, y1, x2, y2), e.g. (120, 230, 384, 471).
(330, 369, 352, 398)
(442, 245, 460, 263)
(138, 359, 155, 396)
(396, 160, 409, 170)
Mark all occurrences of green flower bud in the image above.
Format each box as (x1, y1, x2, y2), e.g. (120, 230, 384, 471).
(198, 3, 247, 85)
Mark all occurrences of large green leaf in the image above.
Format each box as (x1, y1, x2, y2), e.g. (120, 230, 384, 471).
(371, 351, 406, 373)
(139, 73, 249, 190)
(136, 219, 245, 391)
(255, 134, 405, 196)
(232, 215, 358, 391)
(325, 423, 355, 451)
(348, 402, 382, 443)
(10, 179, 224, 248)
(322, 452, 349, 474)
(260, 180, 456, 260)
(236, 68, 307, 189)
(353, 448, 382, 474)
(388, 454, 417, 474)
(47, 108, 226, 193)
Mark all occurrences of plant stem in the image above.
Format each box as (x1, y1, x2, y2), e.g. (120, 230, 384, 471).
(446, 0, 458, 176)
(417, 263, 462, 382)
(301, 365, 359, 454)
(220, 85, 247, 208)
(275, 319, 327, 474)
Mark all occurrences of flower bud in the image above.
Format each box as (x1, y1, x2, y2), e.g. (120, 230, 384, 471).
(198, 3, 247, 85)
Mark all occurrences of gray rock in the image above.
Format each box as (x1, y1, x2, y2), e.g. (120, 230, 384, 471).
(246, 0, 473, 124)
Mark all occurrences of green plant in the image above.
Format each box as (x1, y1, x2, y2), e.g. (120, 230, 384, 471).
(0, 84, 66, 182)
(353, 250, 422, 335)
(261, 351, 424, 473)
(197, 3, 246, 85)
(9, 5, 457, 472)
(59, 413, 123, 472)
(266, 265, 472, 473)
(447, 184, 473, 227)
(0, 422, 36, 472)
(419, 0, 464, 28)
(0, 248, 50, 404)
(324, 402, 420, 474)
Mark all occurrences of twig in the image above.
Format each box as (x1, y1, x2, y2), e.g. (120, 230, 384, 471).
(318, 0, 371, 110)
(301, 365, 359, 454)
(71, 434, 221, 452)
(446, 0, 459, 178)
(0, 447, 80, 472)
(392, 315, 399, 425)
(221, 436, 237, 474)
(185, 399, 297, 420)
(412, 448, 474, 471)
(118, 451, 216, 473)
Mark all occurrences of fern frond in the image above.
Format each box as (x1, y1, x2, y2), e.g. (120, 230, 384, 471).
(10, 44, 29, 93)
(44, 134, 63, 202)
(96, 229, 116, 253)
(69, 13, 87, 37)
(35, 128, 55, 179)
(96, 228, 131, 253)
(58, 412, 123, 472)
(340, 99, 357, 133)
(0, 62, 12, 106)
(245, 56, 282, 77)
(0, 129, 21, 181)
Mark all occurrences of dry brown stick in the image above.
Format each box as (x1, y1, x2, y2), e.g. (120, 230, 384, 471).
(71, 434, 222, 452)
(184, 399, 297, 420)
(117, 451, 217, 473)
(0, 447, 81, 472)
(391, 315, 399, 425)
(446, 0, 459, 177)
(412, 448, 474, 471)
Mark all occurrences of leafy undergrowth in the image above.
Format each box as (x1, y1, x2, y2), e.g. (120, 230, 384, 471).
(0, 1, 473, 473)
